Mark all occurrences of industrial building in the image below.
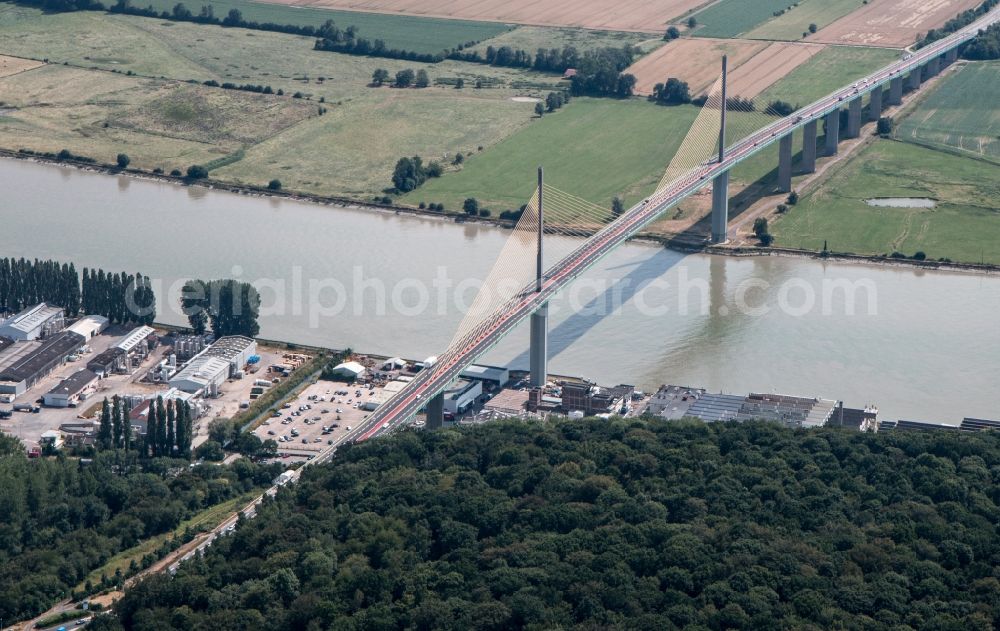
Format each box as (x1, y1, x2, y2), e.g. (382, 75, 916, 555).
(483, 388, 530, 416)
(0, 330, 86, 395)
(880, 417, 1000, 433)
(116, 325, 157, 370)
(443, 378, 481, 415)
(647, 385, 839, 428)
(685, 392, 745, 422)
(168, 336, 256, 395)
(328, 361, 365, 380)
(645, 385, 707, 420)
(737, 393, 838, 428)
(172, 334, 207, 360)
(202, 336, 257, 374)
(0, 303, 65, 341)
(559, 381, 634, 417)
(460, 364, 510, 389)
(67, 315, 109, 339)
(43, 368, 98, 407)
(168, 355, 231, 395)
(87, 347, 127, 376)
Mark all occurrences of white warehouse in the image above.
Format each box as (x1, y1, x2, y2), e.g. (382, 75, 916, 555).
(0, 303, 65, 341)
(168, 336, 256, 395)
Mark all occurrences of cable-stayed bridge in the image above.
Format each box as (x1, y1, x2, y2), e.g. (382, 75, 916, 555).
(314, 7, 1000, 460)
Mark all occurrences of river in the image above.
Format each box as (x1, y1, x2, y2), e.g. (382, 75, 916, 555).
(1, 158, 997, 423)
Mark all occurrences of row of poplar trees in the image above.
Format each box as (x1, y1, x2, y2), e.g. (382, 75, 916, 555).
(0, 257, 155, 324)
(97, 395, 194, 459)
(0, 257, 81, 315)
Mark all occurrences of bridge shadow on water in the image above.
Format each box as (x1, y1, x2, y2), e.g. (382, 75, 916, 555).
(505, 246, 688, 369)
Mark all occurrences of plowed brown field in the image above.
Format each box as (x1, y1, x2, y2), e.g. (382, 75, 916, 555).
(0, 55, 44, 78)
(811, 0, 983, 48)
(628, 39, 824, 98)
(262, 0, 710, 32)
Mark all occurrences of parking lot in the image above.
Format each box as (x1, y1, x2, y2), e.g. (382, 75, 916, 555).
(253, 379, 383, 461)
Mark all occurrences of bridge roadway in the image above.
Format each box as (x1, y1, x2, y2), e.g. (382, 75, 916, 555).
(314, 7, 1000, 459)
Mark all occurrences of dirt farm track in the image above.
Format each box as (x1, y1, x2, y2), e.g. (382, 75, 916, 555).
(811, 0, 984, 48)
(262, 0, 709, 32)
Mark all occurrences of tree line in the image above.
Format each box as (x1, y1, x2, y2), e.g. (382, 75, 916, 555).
(97, 395, 194, 458)
(96, 417, 1000, 630)
(180, 279, 260, 338)
(0, 257, 80, 316)
(82, 268, 157, 325)
(0, 258, 155, 325)
(918, 0, 1000, 49)
(964, 22, 1000, 59)
(567, 46, 639, 97)
(0, 432, 281, 623)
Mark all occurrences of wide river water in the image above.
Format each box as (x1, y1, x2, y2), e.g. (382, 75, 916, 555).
(2, 158, 998, 423)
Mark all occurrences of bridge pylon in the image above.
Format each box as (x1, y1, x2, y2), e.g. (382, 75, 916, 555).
(710, 55, 730, 244)
(529, 166, 549, 388)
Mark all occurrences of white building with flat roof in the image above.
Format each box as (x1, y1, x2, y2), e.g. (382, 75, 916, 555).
(116, 325, 155, 353)
(443, 379, 482, 415)
(67, 315, 109, 339)
(0, 303, 64, 340)
(328, 361, 365, 380)
(169, 355, 231, 395)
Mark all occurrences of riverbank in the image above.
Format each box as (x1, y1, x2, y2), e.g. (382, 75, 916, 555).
(7, 149, 997, 276)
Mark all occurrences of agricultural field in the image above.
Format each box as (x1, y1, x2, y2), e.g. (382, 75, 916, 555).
(744, 0, 865, 41)
(121, 0, 511, 53)
(628, 37, 824, 100)
(627, 37, 768, 96)
(895, 61, 1000, 163)
(811, 0, 983, 48)
(756, 45, 901, 107)
(0, 8, 562, 196)
(689, 0, 802, 38)
(260, 0, 710, 33)
(213, 90, 534, 198)
(0, 63, 314, 169)
(406, 97, 700, 212)
(0, 51, 40, 77)
(467, 25, 657, 58)
(773, 140, 1000, 264)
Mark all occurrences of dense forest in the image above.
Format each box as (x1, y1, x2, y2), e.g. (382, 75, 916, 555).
(0, 434, 281, 621)
(93, 418, 1000, 630)
(0, 257, 155, 324)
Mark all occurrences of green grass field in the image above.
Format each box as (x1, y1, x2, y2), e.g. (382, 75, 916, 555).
(773, 140, 1000, 263)
(895, 61, 1000, 163)
(0, 8, 556, 196)
(757, 45, 900, 107)
(466, 25, 656, 57)
(744, 0, 864, 41)
(111, 0, 510, 53)
(690, 0, 802, 38)
(407, 98, 701, 212)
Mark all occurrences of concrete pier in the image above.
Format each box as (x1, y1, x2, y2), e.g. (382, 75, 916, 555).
(778, 134, 793, 193)
(927, 57, 940, 77)
(889, 77, 903, 105)
(946, 48, 958, 64)
(907, 69, 921, 91)
(711, 171, 729, 244)
(824, 110, 840, 156)
(802, 120, 817, 173)
(847, 97, 862, 138)
(869, 87, 883, 122)
(426, 392, 444, 429)
(529, 304, 548, 388)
